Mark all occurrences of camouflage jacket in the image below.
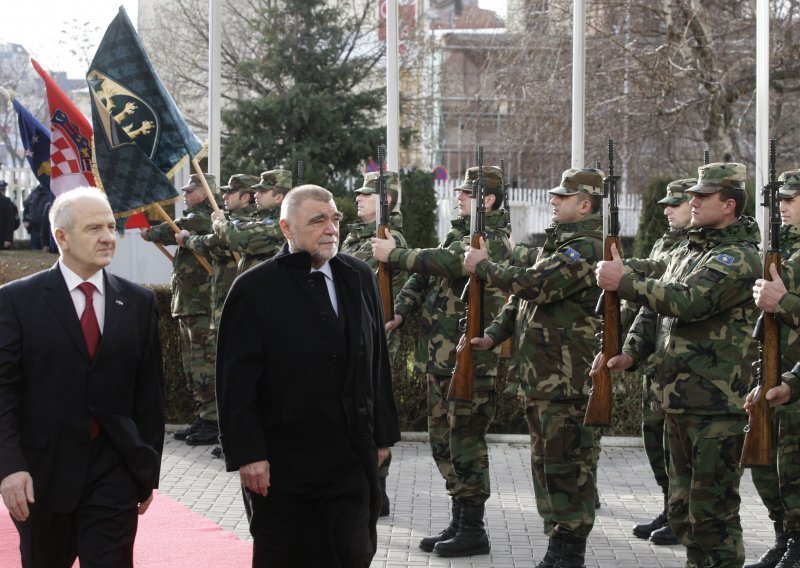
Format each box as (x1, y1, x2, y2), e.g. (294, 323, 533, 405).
(213, 206, 285, 273)
(621, 216, 761, 415)
(183, 204, 257, 326)
(391, 209, 512, 383)
(340, 212, 409, 298)
(482, 214, 603, 400)
(144, 200, 215, 317)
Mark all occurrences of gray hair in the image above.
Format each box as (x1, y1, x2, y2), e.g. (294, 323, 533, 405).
(280, 184, 333, 222)
(50, 187, 111, 233)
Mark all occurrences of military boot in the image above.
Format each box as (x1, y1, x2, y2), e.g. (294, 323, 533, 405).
(173, 416, 205, 441)
(650, 523, 678, 545)
(746, 523, 788, 568)
(185, 419, 219, 446)
(433, 503, 491, 557)
(557, 536, 587, 568)
(592, 465, 600, 509)
(633, 491, 669, 539)
(419, 499, 462, 552)
(535, 536, 564, 568)
(379, 477, 390, 517)
(775, 532, 800, 568)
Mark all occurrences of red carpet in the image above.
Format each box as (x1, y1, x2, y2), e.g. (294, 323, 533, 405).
(0, 490, 252, 567)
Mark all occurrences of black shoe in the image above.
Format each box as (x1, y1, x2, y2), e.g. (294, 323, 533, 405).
(173, 417, 204, 441)
(633, 511, 669, 539)
(650, 523, 679, 545)
(420, 499, 462, 552)
(558, 536, 587, 568)
(379, 477, 390, 517)
(536, 536, 564, 568)
(185, 419, 219, 446)
(776, 535, 800, 568)
(211, 446, 223, 459)
(433, 503, 491, 557)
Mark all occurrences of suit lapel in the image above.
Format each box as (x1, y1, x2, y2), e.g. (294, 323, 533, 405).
(331, 257, 362, 389)
(43, 265, 91, 361)
(98, 271, 126, 362)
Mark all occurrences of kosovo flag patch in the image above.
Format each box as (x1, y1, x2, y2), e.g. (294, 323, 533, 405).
(715, 253, 734, 265)
(561, 246, 581, 263)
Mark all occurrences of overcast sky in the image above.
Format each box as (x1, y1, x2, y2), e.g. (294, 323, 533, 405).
(1, 0, 507, 80)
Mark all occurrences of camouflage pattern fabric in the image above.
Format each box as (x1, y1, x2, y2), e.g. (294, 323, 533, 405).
(620, 216, 760, 565)
(666, 413, 745, 568)
(178, 314, 217, 421)
(778, 404, 800, 531)
(526, 399, 596, 538)
(341, 212, 408, 360)
(143, 200, 215, 317)
(390, 208, 511, 502)
(184, 203, 257, 329)
(214, 206, 285, 273)
(427, 374, 496, 506)
(479, 214, 602, 538)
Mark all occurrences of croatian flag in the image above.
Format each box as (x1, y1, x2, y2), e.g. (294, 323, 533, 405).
(30, 58, 96, 196)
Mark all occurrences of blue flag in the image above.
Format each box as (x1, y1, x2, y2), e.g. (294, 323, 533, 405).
(87, 6, 203, 180)
(12, 98, 51, 189)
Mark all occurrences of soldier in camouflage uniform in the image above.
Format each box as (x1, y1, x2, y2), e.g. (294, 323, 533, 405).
(464, 168, 604, 568)
(747, 170, 800, 568)
(340, 170, 408, 517)
(597, 163, 761, 568)
(372, 165, 512, 557)
(628, 179, 694, 546)
(140, 173, 220, 446)
(212, 169, 291, 274)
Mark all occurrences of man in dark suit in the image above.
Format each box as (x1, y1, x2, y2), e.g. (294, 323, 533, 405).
(0, 187, 165, 567)
(217, 184, 400, 567)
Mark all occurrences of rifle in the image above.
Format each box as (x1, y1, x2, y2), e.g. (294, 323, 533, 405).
(741, 139, 782, 467)
(448, 146, 486, 403)
(498, 158, 513, 359)
(585, 139, 622, 427)
(296, 160, 304, 187)
(375, 146, 394, 323)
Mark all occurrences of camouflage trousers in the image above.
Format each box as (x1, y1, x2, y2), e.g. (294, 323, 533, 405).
(642, 372, 669, 492)
(666, 413, 745, 568)
(427, 373, 496, 507)
(178, 314, 217, 422)
(751, 402, 800, 532)
(526, 398, 596, 539)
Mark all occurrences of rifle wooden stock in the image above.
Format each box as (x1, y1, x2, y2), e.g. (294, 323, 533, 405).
(584, 236, 621, 427)
(740, 250, 781, 467)
(448, 261, 483, 403)
(376, 223, 394, 323)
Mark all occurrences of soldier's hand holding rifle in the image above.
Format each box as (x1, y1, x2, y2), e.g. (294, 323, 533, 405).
(592, 242, 634, 375)
(463, 237, 488, 273)
(371, 228, 396, 262)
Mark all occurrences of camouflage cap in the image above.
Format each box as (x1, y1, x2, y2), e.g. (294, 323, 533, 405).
(686, 162, 746, 194)
(180, 173, 216, 193)
(355, 171, 400, 195)
(657, 178, 697, 206)
(252, 169, 293, 195)
(549, 168, 604, 196)
(779, 170, 800, 198)
(221, 174, 260, 193)
(454, 165, 504, 199)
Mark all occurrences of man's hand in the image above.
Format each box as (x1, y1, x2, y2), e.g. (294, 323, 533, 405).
(745, 383, 792, 415)
(596, 243, 624, 291)
(457, 333, 494, 352)
(211, 210, 226, 223)
(588, 351, 634, 379)
(3, 241, 11, 249)
(371, 229, 397, 263)
(175, 229, 190, 247)
(385, 313, 403, 332)
(240, 460, 270, 496)
(377, 447, 390, 467)
(0, 471, 34, 522)
(138, 493, 154, 515)
(138, 228, 150, 240)
(753, 265, 786, 313)
(463, 237, 488, 274)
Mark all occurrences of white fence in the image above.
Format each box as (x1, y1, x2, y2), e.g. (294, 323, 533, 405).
(434, 181, 642, 242)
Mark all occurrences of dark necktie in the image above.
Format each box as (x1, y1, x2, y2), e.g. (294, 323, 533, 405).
(78, 282, 101, 439)
(310, 271, 336, 318)
(78, 282, 101, 359)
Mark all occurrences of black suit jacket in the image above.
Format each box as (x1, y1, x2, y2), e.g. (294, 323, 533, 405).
(216, 246, 400, 538)
(0, 265, 165, 512)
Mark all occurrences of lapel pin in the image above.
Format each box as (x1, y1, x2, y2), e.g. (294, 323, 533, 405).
(115, 300, 124, 306)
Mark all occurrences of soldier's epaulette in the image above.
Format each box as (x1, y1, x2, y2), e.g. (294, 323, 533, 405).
(557, 245, 582, 264)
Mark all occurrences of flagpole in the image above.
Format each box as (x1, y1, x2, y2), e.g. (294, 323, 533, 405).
(152, 203, 213, 274)
(187, 155, 241, 263)
(153, 241, 175, 262)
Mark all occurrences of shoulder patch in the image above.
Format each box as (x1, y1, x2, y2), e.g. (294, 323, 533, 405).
(560, 246, 581, 263)
(715, 253, 734, 266)
(263, 218, 274, 226)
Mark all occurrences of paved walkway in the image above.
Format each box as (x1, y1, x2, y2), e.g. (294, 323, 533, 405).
(159, 432, 776, 567)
